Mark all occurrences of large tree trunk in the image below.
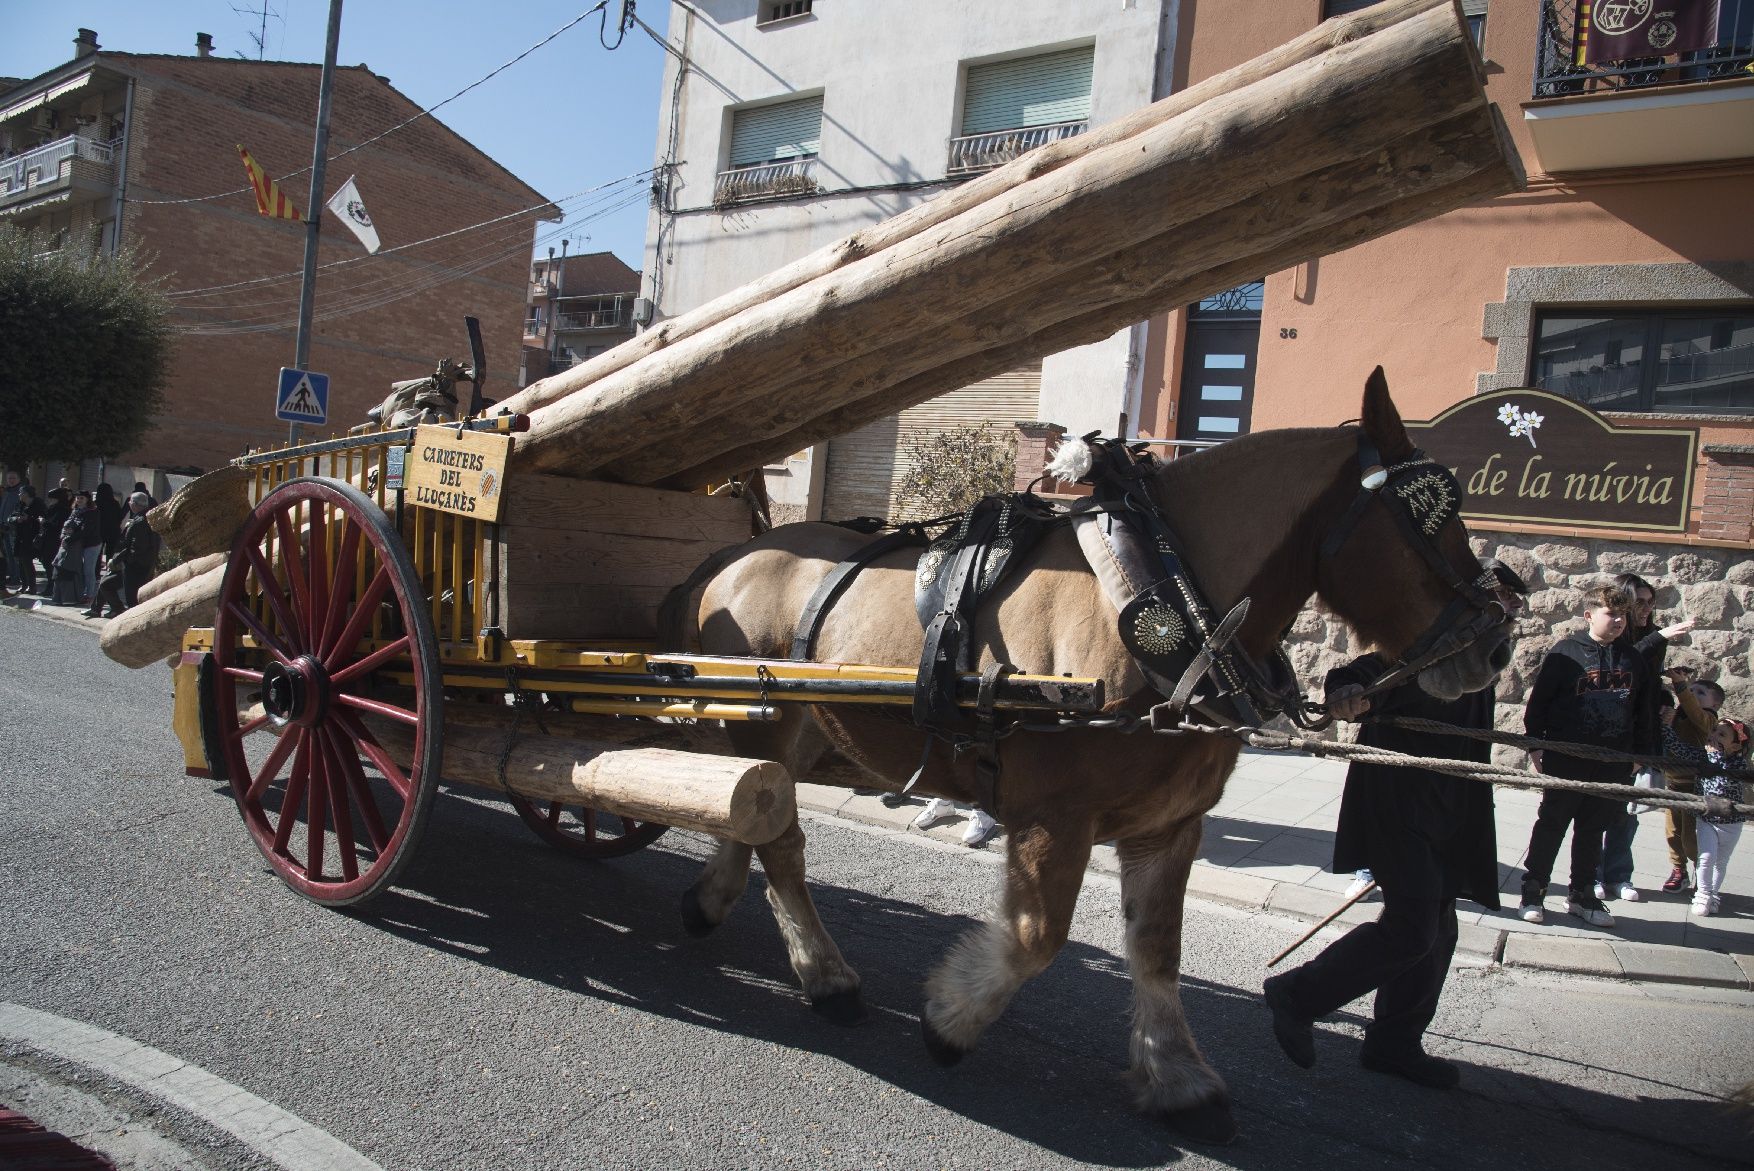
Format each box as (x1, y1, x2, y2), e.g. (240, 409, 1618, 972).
(508, 2, 1507, 479)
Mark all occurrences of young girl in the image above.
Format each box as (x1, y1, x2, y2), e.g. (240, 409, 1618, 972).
(1693, 717, 1748, 917)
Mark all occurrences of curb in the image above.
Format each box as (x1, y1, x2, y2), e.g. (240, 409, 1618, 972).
(798, 788, 1754, 994)
(1, 594, 109, 635)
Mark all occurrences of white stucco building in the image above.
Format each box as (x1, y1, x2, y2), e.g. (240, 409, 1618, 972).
(642, 0, 1178, 520)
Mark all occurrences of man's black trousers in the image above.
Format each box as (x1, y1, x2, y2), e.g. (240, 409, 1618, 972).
(1522, 789, 1620, 898)
(1276, 878, 1460, 1055)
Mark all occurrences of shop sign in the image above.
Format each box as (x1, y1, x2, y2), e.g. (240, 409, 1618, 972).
(1406, 389, 1697, 533)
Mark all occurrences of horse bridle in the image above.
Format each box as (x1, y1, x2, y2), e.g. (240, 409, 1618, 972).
(1317, 434, 1511, 702)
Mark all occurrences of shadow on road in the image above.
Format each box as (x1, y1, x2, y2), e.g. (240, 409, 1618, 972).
(325, 789, 1748, 1169)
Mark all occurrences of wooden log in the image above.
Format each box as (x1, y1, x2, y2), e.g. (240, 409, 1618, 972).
(667, 144, 1519, 488)
(510, 5, 1492, 479)
(365, 710, 796, 846)
(610, 104, 1516, 485)
(491, 0, 1448, 421)
(138, 552, 227, 607)
(101, 562, 226, 669)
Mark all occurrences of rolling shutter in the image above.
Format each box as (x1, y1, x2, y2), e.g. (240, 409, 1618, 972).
(823, 364, 1042, 522)
(728, 96, 823, 166)
(961, 47, 1093, 135)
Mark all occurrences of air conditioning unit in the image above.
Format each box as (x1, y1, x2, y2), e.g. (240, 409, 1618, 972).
(30, 108, 58, 133)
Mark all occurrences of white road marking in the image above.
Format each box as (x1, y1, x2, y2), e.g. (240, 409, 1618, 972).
(0, 1003, 385, 1171)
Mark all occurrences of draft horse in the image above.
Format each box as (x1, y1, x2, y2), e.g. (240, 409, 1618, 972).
(663, 371, 1511, 1143)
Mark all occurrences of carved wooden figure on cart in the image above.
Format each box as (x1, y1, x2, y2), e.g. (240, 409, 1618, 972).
(665, 372, 1513, 1144)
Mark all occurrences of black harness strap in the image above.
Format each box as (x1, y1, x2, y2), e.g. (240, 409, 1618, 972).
(971, 662, 1015, 813)
(790, 523, 930, 661)
(913, 505, 1003, 729)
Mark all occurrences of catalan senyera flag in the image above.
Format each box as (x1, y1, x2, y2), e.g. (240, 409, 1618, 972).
(236, 144, 302, 221)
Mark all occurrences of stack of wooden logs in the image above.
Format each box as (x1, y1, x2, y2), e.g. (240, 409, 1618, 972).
(102, 0, 1520, 671)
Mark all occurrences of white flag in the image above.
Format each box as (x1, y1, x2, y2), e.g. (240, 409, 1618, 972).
(325, 175, 380, 254)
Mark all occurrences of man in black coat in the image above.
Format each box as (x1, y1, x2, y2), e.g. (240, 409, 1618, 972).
(1262, 562, 1526, 1090)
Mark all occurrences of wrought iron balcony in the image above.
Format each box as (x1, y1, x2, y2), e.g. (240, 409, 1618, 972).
(946, 119, 1087, 177)
(555, 305, 630, 331)
(1533, 0, 1753, 98)
(713, 157, 820, 206)
(0, 134, 115, 209)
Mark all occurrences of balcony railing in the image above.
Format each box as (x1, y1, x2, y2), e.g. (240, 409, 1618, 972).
(0, 134, 115, 206)
(555, 306, 630, 331)
(947, 119, 1088, 177)
(1534, 0, 1754, 98)
(713, 157, 819, 206)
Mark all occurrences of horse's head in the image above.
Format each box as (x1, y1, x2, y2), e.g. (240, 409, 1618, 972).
(1314, 369, 1514, 701)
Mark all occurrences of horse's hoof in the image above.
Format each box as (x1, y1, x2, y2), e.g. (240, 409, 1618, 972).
(920, 1017, 968, 1067)
(679, 887, 717, 938)
(1162, 1096, 1238, 1146)
(809, 988, 869, 1026)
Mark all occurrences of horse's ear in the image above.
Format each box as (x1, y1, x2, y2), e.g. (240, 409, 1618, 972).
(1360, 366, 1413, 461)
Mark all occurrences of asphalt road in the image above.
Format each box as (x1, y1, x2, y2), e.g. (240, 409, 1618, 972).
(2, 609, 1751, 1171)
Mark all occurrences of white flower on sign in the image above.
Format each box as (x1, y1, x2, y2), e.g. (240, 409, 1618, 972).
(1500, 403, 1543, 448)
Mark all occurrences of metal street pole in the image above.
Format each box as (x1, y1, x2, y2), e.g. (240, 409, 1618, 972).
(288, 0, 344, 444)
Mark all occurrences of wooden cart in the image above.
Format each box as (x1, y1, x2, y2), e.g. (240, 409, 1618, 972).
(171, 417, 1104, 906)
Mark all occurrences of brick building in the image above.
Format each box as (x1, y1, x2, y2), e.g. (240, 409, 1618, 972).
(0, 28, 557, 474)
(520, 248, 641, 386)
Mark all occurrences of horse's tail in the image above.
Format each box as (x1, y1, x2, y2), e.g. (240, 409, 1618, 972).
(656, 542, 748, 652)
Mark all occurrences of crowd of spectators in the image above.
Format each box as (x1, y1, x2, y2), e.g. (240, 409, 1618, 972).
(1, 470, 160, 619)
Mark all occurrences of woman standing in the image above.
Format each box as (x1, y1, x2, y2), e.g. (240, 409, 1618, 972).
(8, 486, 43, 594)
(37, 488, 69, 595)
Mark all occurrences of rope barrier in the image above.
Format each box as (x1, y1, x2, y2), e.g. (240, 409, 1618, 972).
(1161, 719, 1753, 819)
(1372, 715, 1754, 782)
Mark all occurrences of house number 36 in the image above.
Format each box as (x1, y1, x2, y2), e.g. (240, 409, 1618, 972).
(1279, 328, 1298, 339)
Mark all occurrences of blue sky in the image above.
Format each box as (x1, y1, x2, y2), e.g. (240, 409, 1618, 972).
(2, 0, 671, 269)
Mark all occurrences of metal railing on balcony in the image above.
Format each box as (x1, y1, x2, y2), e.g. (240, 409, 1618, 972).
(947, 119, 1088, 177)
(1534, 0, 1754, 98)
(713, 157, 820, 206)
(0, 134, 115, 202)
(556, 307, 630, 331)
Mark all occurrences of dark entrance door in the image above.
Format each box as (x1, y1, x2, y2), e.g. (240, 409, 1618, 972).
(1177, 281, 1263, 443)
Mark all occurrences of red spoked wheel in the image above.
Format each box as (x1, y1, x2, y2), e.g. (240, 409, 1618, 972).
(212, 477, 443, 906)
(507, 796, 669, 859)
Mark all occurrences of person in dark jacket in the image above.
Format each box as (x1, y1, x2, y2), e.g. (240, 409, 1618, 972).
(87, 492, 158, 617)
(1262, 560, 1526, 1092)
(1517, 583, 1658, 928)
(37, 488, 70, 597)
(1, 469, 25, 589)
(7, 485, 43, 594)
(1598, 572, 1694, 902)
(52, 490, 97, 605)
(94, 483, 122, 554)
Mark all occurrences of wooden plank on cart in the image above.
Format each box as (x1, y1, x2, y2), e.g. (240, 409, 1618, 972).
(497, 474, 752, 640)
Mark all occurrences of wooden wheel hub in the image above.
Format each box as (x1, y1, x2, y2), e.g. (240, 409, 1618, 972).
(261, 655, 328, 728)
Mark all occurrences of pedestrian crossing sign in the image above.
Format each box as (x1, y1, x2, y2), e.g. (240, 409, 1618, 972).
(276, 367, 330, 424)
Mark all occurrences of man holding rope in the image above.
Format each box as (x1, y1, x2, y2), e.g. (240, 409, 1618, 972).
(1262, 560, 1528, 1091)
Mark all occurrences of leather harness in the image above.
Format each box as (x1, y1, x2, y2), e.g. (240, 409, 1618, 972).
(786, 432, 1509, 817)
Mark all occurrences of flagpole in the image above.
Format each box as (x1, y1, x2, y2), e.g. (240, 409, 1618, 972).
(289, 0, 344, 444)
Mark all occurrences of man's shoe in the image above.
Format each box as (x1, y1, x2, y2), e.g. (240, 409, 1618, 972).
(1564, 893, 1615, 928)
(912, 799, 955, 831)
(1592, 881, 1607, 900)
(1360, 1047, 1460, 1090)
(1260, 974, 1315, 1069)
(1518, 900, 1545, 925)
(1343, 873, 1376, 900)
(1661, 867, 1689, 893)
(879, 791, 910, 808)
(1616, 884, 1641, 903)
(961, 810, 999, 847)
(80, 608, 100, 618)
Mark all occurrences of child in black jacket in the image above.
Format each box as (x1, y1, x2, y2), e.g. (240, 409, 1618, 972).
(1518, 583, 1658, 928)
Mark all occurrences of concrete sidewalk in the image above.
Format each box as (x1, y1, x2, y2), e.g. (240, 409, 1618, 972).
(799, 747, 1754, 993)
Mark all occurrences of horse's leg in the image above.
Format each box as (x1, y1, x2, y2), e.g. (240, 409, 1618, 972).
(753, 813, 867, 1024)
(679, 706, 820, 937)
(922, 819, 1091, 1064)
(1118, 817, 1237, 1145)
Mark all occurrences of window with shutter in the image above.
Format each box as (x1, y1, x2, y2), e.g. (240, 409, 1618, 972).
(727, 96, 824, 169)
(960, 46, 1094, 135)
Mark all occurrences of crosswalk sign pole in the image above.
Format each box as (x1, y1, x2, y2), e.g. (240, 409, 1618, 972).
(288, 0, 344, 444)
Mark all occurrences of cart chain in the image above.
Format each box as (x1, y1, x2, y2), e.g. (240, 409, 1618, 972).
(496, 667, 552, 793)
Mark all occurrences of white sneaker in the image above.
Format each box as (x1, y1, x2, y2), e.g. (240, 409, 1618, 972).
(1592, 881, 1607, 900)
(912, 798, 955, 830)
(1344, 874, 1376, 900)
(1690, 898, 1714, 917)
(1616, 884, 1641, 903)
(1519, 902, 1545, 924)
(961, 810, 999, 847)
